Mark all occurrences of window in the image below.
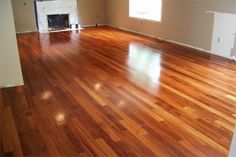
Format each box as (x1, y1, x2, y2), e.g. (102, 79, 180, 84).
(129, 0, 162, 22)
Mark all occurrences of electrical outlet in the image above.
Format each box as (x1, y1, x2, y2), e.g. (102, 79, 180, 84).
(217, 37, 221, 43)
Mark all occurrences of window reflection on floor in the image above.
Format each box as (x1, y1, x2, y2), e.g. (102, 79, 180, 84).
(127, 43, 162, 94)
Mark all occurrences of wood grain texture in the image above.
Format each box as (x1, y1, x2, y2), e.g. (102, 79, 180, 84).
(0, 91, 24, 157)
(1, 26, 236, 157)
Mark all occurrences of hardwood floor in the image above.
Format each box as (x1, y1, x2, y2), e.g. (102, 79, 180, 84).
(1, 26, 236, 157)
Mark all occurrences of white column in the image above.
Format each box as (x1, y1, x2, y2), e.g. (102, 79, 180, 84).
(0, 0, 24, 88)
(229, 127, 236, 157)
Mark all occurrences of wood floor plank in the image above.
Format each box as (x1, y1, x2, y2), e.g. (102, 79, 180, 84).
(1, 104, 24, 157)
(1, 26, 236, 157)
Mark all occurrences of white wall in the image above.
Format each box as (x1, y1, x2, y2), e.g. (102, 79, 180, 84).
(0, 0, 24, 88)
(106, 0, 236, 53)
(11, 0, 107, 32)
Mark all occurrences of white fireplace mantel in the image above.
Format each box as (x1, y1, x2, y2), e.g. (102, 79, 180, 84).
(36, 0, 79, 33)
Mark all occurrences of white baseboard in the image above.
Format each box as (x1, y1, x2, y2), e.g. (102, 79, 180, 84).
(19, 24, 106, 33)
(98, 24, 107, 26)
(40, 28, 82, 34)
(164, 39, 233, 59)
(16, 30, 37, 34)
(81, 24, 106, 28)
(0, 83, 24, 89)
(39, 24, 107, 33)
(107, 24, 233, 60)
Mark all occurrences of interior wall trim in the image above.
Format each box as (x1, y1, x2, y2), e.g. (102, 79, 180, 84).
(16, 30, 38, 34)
(0, 83, 24, 89)
(107, 24, 234, 60)
(81, 24, 106, 28)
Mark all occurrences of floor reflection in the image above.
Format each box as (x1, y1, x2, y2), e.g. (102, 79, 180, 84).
(40, 90, 52, 100)
(39, 31, 80, 60)
(55, 112, 65, 125)
(127, 43, 162, 94)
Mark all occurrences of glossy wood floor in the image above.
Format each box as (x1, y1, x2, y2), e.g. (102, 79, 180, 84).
(1, 26, 236, 157)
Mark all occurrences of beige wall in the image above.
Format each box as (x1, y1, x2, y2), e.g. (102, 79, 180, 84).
(0, 0, 24, 88)
(106, 0, 236, 51)
(11, 0, 236, 51)
(11, 0, 107, 32)
(11, 0, 37, 33)
(78, 0, 106, 26)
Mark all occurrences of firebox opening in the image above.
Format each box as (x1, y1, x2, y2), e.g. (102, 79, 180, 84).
(47, 14, 69, 31)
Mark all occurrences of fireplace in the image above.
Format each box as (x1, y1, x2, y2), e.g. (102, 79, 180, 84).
(47, 14, 69, 30)
(36, 0, 79, 33)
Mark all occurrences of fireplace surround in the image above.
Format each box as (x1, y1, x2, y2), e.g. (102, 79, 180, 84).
(36, 0, 79, 33)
